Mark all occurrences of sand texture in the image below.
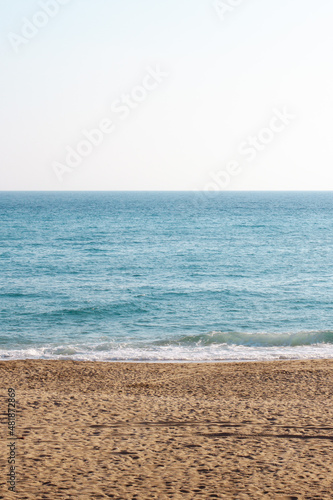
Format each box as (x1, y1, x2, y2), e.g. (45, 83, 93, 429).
(1, 359, 333, 499)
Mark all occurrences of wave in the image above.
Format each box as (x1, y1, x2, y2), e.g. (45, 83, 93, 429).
(1, 341, 333, 362)
(156, 330, 333, 347)
(1, 331, 333, 362)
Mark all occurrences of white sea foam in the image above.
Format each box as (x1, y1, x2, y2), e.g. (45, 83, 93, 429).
(1, 341, 333, 362)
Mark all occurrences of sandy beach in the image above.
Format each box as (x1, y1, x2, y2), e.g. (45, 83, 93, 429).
(1, 359, 333, 499)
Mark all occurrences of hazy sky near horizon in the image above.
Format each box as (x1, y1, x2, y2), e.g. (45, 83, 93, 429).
(1, 0, 333, 191)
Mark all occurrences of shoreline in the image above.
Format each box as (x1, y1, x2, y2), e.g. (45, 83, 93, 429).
(1, 359, 333, 499)
(0, 357, 333, 365)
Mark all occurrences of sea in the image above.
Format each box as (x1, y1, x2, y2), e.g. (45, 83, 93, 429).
(1, 191, 333, 362)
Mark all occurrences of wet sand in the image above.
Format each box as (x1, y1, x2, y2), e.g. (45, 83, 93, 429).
(1, 359, 333, 499)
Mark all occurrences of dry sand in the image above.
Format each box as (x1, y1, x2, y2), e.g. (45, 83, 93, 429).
(1, 359, 333, 499)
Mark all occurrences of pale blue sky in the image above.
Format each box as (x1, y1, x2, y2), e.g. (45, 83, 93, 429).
(1, 0, 333, 190)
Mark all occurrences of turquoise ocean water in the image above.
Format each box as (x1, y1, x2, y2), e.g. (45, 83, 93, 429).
(1, 191, 333, 362)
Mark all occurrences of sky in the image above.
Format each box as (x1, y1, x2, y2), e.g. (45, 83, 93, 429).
(0, 0, 333, 191)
